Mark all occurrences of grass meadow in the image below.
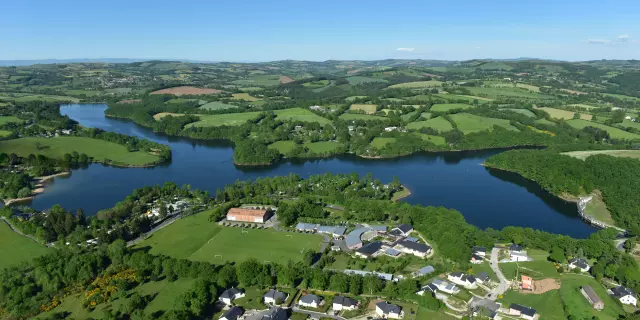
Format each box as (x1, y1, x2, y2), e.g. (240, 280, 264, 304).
(406, 116, 453, 132)
(304, 141, 343, 153)
(268, 140, 297, 154)
(449, 113, 519, 134)
(0, 137, 160, 166)
(0, 115, 22, 125)
(185, 112, 262, 128)
(0, 222, 51, 270)
(388, 80, 444, 89)
(370, 137, 396, 149)
(430, 103, 475, 112)
(231, 93, 261, 101)
(535, 107, 592, 120)
(502, 108, 536, 118)
(199, 101, 239, 110)
(566, 119, 640, 140)
(339, 113, 389, 121)
(274, 108, 332, 125)
(349, 104, 378, 114)
(413, 133, 446, 145)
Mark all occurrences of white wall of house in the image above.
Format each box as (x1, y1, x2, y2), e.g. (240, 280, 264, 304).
(620, 295, 637, 306)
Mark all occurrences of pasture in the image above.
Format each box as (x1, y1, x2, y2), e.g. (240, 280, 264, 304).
(339, 113, 389, 121)
(0, 94, 80, 103)
(349, 104, 378, 114)
(345, 95, 369, 102)
(199, 101, 239, 110)
(150, 86, 223, 96)
(185, 112, 262, 128)
(467, 87, 551, 99)
(0, 137, 161, 166)
(449, 113, 519, 134)
(304, 141, 343, 153)
(562, 149, 640, 160)
(370, 137, 396, 149)
(274, 108, 332, 125)
(233, 75, 282, 86)
(430, 103, 475, 112)
(0, 221, 51, 270)
(302, 79, 330, 88)
(152, 112, 185, 120)
(535, 118, 555, 126)
(388, 80, 444, 89)
(268, 140, 297, 154)
(433, 93, 493, 103)
(231, 93, 261, 101)
(406, 117, 453, 132)
(535, 107, 592, 120)
(566, 119, 640, 140)
(568, 104, 598, 110)
(414, 133, 446, 145)
(502, 108, 536, 117)
(346, 76, 388, 85)
(0, 115, 21, 125)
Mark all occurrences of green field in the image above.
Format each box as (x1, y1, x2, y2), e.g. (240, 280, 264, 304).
(339, 113, 389, 121)
(568, 104, 598, 110)
(502, 108, 536, 117)
(231, 93, 261, 101)
(199, 101, 239, 110)
(238, 87, 265, 92)
(535, 118, 555, 126)
(269, 140, 297, 154)
(304, 141, 343, 153)
(467, 87, 550, 99)
(562, 149, 640, 160)
(274, 108, 332, 125)
(500, 260, 559, 280)
(370, 137, 396, 149)
(618, 119, 640, 130)
(536, 107, 592, 120)
(413, 133, 446, 145)
(346, 76, 388, 85)
(186, 112, 262, 128)
(500, 289, 565, 320)
(345, 95, 369, 102)
(406, 116, 453, 132)
(138, 209, 323, 264)
(566, 119, 640, 140)
(433, 93, 493, 103)
(449, 113, 519, 134)
(0, 115, 21, 125)
(302, 79, 330, 88)
(430, 103, 475, 112)
(388, 80, 444, 89)
(349, 104, 378, 114)
(0, 222, 51, 270)
(0, 94, 80, 103)
(0, 137, 161, 166)
(232, 75, 281, 86)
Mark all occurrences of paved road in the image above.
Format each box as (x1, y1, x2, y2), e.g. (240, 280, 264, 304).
(435, 293, 467, 312)
(488, 247, 509, 300)
(292, 307, 346, 320)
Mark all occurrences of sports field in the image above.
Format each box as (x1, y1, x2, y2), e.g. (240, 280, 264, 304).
(0, 137, 161, 166)
(406, 116, 453, 132)
(185, 112, 262, 128)
(430, 103, 475, 112)
(535, 107, 592, 120)
(388, 80, 443, 89)
(449, 113, 519, 134)
(268, 140, 297, 154)
(231, 93, 261, 101)
(0, 221, 51, 270)
(339, 113, 388, 121)
(0, 116, 22, 125)
(566, 119, 640, 140)
(370, 137, 396, 149)
(199, 101, 239, 110)
(349, 104, 378, 114)
(138, 208, 322, 264)
(274, 108, 332, 125)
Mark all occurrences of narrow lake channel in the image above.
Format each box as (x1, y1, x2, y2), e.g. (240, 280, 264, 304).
(22, 104, 597, 238)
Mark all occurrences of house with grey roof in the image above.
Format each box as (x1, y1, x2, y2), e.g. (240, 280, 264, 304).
(317, 225, 347, 238)
(509, 304, 537, 320)
(220, 306, 244, 320)
(475, 272, 490, 283)
(413, 265, 435, 278)
(470, 297, 500, 319)
(432, 279, 459, 294)
(295, 223, 317, 232)
(448, 272, 477, 289)
(611, 286, 637, 306)
(220, 287, 245, 305)
(472, 246, 487, 257)
(396, 240, 431, 257)
(568, 258, 590, 272)
(355, 241, 382, 258)
(375, 301, 404, 319)
(390, 224, 413, 237)
(263, 289, 288, 305)
(417, 283, 438, 296)
(299, 294, 324, 308)
(260, 307, 289, 320)
(332, 296, 359, 311)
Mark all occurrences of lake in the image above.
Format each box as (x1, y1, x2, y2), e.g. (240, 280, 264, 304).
(24, 104, 596, 238)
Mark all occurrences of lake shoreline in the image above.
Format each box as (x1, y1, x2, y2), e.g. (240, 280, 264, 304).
(3, 171, 71, 206)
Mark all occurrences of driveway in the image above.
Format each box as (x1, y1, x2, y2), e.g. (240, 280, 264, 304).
(488, 247, 510, 300)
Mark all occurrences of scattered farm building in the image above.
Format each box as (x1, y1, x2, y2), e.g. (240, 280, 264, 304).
(220, 287, 245, 305)
(581, 285, 604, 310)
(226, 208, 272, 223)
(332, 296, 359, 311)
(375, 301, 404, 319)
(509, 304, 537, 320)
(220, 306, 244, 320)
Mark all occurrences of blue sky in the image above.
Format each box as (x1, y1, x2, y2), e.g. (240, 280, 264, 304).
(1, 0, 639, 61)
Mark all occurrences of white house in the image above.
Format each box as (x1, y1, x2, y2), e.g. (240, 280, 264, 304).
(417, 283, 438, 296)
(263, 289, 288, 305)
(396, 240, 431, 258)
(568, 258, 591, 272)
(376, 301, 404, 319)
(432, 279, 460, 294)
(472, 246, 486, 257)
(509, 244, 529, 262)
(470, 254, 484, 264)
(509, 304, 537, 320)
(220, 288, 245, 305)
(332, 296, 358, 311)
(299, 294, 323, 308)
(448, 272, 478, 289)
(611, 286, 637, 306)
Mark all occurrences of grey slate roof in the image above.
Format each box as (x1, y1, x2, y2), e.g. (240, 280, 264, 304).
(261, 307, 288, 320)
(405, 236, 419, 242)
(300, 294, 322, 304)
(450, 271, 464, 277)
(346, 227, 369, 247)
(221, 306, 244, 320)
(385, 247, 401, 256)
(476, 272, 489, 281)
(422, 283, 438, 292)
(472, 246, 486, 253)
(569, 257, 590, 269)
(220, 287, 244, 299)
(376, 301, 402, 315)
(462, 274, 477, 283)
(612, 286, 635, 298)
(395, 224, 413, 233)
(581, 285, 602, 304)
(295, 222, 317, 231)
(510, 304, 536, 317)
(317, 225, 347, 236)
(510, 244, 524, 251)
(356, 241, 382, 256)
(370, 225, 387, 232)
(264, 289, 287, 302)
(416, 265, 435, 276)
(398, 239, 431, 253)
(333, 296, 358, 307)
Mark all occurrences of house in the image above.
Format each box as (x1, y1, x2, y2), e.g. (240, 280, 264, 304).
(384, 247, 402, 258)
(355, 241, 382, 258)
(472, 246, 487, 257)
(345, 227, 370, 249)
(299, 294, 323, 308)
(220, 288, 245, 305)
(509, 304, 537, 320)
(405, 236, 419, 242)
(375, 301, 404, 319)
(331, 245, 341, 252)
(260, 307, 289, 320)
(264, 289, 288, 305)
(432, 279, 460, 294)
(390, 224, 413, 237)
(581, 285, 604, 310)
(470, 254, 484, 264)
(611, 286, 637, 306)
(568, 258, 591, 272)
(475, 272, 489, 283)
(417, 283, 438, 296)
(470, 298, 500, 319)
(317, 226, 347, 239)
(384, 126, 399, 132)
(510, 244, 525, 254)
(448, 272, 477, 289)
(332, 296, 359, 311)
(521, 275, 533, 291)
(309, 105, 325, 111)
(220, 306, 244, 320)
(626, 115, 632, 120)
(413, 265, 435, 278)
(396, 240, 431, 258)
(226, 208, 272, 223)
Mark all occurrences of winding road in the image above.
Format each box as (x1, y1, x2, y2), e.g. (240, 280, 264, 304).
(488, 247, 510, 300)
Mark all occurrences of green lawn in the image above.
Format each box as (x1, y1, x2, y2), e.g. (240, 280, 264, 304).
(0, 137, 161, 166)
(269, 140, 297, 154)
(430, 103, 475, 112)
(413, 133, 446, 145)
(370, 137, 396, 149)
(470, 262, 498, 281)
(388, 80, 444, 89)
(559, 274, 624, 320)
(199, 101, 239, 110)
(502, 108, 536, 118)
(304, 141, 343, 153)
(566, 119, 640, 140)
(185, 112, 262, 127)
(0, 222, 51, 270)
(500, 289, 565, 320)
(406, 116, 453, 132)
(339, 113, 389, 121)
(274, 108, 332, 125)
(449, 113, 519, 134)
(500, 260, 559, 280)
(0, 116, 22, 125)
